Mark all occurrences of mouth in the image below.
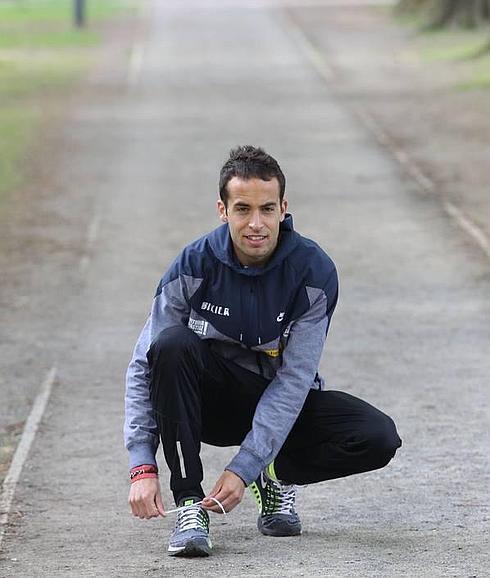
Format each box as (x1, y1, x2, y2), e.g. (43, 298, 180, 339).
(244, 234, 268, 247)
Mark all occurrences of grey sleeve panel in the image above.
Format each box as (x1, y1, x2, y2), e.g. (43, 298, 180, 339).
(124, 276, 196, 468)
(226, 286, 330, 485)
(181, 274, 203, 299)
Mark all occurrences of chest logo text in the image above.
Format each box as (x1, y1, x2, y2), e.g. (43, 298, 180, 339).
(201, 301, 230, 316)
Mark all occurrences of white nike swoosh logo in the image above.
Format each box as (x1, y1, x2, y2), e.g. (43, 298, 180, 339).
(260, 472, 268, 489)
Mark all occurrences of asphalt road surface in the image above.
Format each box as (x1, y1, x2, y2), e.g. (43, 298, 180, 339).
(0, 0, 488, 576)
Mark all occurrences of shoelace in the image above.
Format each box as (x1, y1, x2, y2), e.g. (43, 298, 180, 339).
(166, 497, 227, 516)
(265, 480, 297, 515)
(173, 503, 209, 532)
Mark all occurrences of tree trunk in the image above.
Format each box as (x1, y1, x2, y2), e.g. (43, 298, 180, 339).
(428, 0, 459, 29)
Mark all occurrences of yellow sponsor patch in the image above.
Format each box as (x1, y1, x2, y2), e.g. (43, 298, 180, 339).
(263, 348, 280, 358)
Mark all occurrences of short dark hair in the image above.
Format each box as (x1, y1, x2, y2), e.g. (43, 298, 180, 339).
(219, 145, 286, 205)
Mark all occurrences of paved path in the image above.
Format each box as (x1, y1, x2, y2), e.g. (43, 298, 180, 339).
(0, 1, 488, 576)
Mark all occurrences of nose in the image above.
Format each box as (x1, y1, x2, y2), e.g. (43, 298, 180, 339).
(249, 209, 263, 230)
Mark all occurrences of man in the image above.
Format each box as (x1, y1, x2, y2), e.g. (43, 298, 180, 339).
(125, 145, 401, 557)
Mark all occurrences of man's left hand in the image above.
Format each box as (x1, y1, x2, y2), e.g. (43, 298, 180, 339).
(202, 470, 246, 513)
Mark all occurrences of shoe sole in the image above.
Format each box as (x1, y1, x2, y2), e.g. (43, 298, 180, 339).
(168, 538, 212, 557)
(258, 517, 302, 537)
(258, 526, 302, 537)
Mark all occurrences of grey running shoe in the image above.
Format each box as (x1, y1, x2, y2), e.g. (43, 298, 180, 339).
(249, 469, 301, 537)
(167, 497, 212, 557)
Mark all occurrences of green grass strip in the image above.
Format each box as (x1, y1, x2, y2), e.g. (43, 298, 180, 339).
(0, 106, 38, 197)
(0, 0, 135, 200)
(394, 13, 490, 91)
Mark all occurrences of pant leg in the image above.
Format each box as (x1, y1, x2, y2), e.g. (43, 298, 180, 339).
(147, 326, 269, 504)
(199, 349, 270, 448)
(275, 390, 402, 485)
(147, 326, 208, 503)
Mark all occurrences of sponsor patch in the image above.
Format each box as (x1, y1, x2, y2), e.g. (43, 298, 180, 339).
(263, 348, 280, 358)
(188, 317, 208, 336)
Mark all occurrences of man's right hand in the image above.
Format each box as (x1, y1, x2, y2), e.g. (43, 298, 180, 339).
(128, 477, 165, 519)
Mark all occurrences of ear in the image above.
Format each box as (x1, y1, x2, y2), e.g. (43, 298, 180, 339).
(217, 199, 228, 222)
(280, 199, 288, 221)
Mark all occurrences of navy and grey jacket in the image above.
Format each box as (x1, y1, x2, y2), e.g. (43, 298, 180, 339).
(124, 214, 338, 485)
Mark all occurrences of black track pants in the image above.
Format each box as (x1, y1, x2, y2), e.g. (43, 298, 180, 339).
(147, 326, 402, 504)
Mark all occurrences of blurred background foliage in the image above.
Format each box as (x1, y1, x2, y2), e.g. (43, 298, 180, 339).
(0, 0, 133, 198)
(396, 0, 490, 29)
(395, 0, 490, 88)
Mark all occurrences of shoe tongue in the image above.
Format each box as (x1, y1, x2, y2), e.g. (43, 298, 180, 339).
(179, 496, 201, 507)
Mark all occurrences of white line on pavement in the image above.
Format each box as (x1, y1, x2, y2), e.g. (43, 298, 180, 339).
(354, 107, 490, 257)
(0, 366, 57, 549)
(282, 10, 490, 260)
(282, 10, 335, 82)
(352, 107, 436, 194)
(79, 212, 100, 273)
(443, 201, 490, 258)
(127, 43, 144, 87)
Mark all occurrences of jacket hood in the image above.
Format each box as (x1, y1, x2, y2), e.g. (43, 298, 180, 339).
(207, 213, 300, 276)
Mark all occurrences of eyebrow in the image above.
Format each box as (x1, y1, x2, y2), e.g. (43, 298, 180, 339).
(233, 201, 278, 208)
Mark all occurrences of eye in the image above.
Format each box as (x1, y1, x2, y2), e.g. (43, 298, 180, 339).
(263, 206, 275, 213)
(236, 206, 248, 213)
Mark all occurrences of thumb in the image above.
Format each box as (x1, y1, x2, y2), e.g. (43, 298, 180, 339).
(155, 490, 165, 517)
(208, 478, 223, 498)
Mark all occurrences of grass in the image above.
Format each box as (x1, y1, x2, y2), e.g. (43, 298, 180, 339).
(0, 0, 135, 199)
(416, 30, 489, 62)
(0, 106, 37, 194)
(417, 30, 490, 90)
(0, 0, 129, 48)
(394, 10, 490, 90)
(458, 53, 490, 90)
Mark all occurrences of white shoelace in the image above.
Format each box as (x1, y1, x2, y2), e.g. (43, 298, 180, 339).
(172, 503, 208, 532)
(166, 497, 226, 516)
(270, 482, 297, 515)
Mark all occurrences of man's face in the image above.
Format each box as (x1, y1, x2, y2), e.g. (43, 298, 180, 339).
(217, 176, 288, 267)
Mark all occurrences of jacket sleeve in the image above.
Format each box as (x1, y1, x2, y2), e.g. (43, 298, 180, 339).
(225, 267, 338, 485)
(124, 275, 191, 468)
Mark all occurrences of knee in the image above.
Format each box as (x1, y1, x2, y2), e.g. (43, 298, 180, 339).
(148, 326, 202, 364)
(366, 414, 402, 467)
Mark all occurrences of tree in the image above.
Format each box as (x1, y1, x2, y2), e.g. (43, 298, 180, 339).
(397, 0, 490, 28)
(74, 0, 86, 28)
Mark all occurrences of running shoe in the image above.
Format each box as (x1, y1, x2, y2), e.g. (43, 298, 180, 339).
(167, 497, 212, 557)
(249, 464, 301, 537)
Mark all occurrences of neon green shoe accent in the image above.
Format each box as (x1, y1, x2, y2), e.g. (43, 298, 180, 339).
(266, 461, 278, 482)
(184, 499, 195, 507)
(248, 481, 262, 512)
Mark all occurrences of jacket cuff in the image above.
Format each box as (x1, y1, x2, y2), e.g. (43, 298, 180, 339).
(128, 442, 157, 469)
(225, 448, 265, 486)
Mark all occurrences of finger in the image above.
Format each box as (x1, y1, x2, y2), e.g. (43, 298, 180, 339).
(203, 492, 235, 514)
(207, 481, 222, 498)
(208, 496, 237, 514)
(132, 490, 151, 518)
(202, 493, 226, 510)
(129, 496, 141, 518)
(155, 492, 165, 517)
(143, 497, 159, 519)
(149, 501, 162, 519)
(203, 502, 226, 514)
(135, 499, 146, 518)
